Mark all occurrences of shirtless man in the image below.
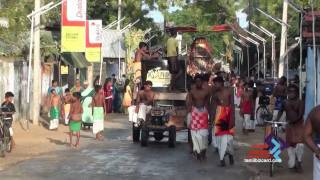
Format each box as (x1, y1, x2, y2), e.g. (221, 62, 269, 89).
(240, 83, 254, 135)
(128, 81, 156, 127)
(277, 84, 304, 172)
(135, 81, 155, 112)
(62, 88, 72, 125)
(187, 74, 210, 161)
(212, 76, 235, 167)
(133, 42, 159, 92)
(92, 85, 106, 141)
(273, 76, 287, 122)
(134, 42, 159, 63)
(49, 89, 62, 130)
(69, 92, 83, 148)
(305, 104, 320, 180)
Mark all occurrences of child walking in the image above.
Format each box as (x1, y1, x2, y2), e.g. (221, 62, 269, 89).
(69, 92, 83, 148)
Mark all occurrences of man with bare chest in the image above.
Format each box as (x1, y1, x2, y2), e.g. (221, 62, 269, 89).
(240, 83, 254, 135)
(136, 81, 155, 109)
(49, 89, 62, 130)
(69, 92, 83, 148)
(62, 88, 72, 125)
(92, 85, 106, 141)
(305, 105, 320, 180)
(187, 74, 210, 161)
(212, 76, 235, 167)
(277, 84, 304, 172)
(273, 76, 287, 122)
(133, 42, 160, 90)
(128, 81, 155, 126)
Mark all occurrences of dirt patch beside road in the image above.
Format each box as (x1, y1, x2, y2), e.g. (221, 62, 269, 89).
(0, 117, 78, 170)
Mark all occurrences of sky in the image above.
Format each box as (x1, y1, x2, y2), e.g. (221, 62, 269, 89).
(145, 5, 248, 28)
(143, 5, 181, 23)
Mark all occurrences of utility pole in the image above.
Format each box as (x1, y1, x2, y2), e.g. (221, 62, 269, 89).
(32, 0, 41, 125)
(279, 0, 288, 78)
(117, 0, 122, 78)
(117, 0, 122, 30)
(248, 0, 252, 31)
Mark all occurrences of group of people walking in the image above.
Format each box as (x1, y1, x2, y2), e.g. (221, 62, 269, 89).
(46, 75, 133, 148)
(186, 71, 320, 179)
(187, 74, 235, 166)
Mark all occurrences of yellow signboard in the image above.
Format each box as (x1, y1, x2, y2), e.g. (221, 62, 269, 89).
(61, 26, 85, 52)
(146, 69, 171, 87)
(61, 65, 69, 74)
(85, 47, 101, 62)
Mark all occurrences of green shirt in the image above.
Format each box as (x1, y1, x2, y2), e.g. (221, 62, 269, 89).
(166, 37, 178, 57)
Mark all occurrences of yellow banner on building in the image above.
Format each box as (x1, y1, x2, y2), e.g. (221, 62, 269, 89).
(61, 65, 69, 74)
(85, 47, 101, 62)
(85, 20, 102, 62)
(61, 26, 85, 52)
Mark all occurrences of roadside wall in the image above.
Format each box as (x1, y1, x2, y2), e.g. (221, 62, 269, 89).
(0, 59, 28, 121)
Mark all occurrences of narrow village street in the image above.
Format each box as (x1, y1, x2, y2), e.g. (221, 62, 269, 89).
(0, 1, 319, 180)
(0, 112, 313, 180)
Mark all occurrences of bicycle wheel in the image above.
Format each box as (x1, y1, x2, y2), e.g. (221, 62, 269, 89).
(0, 142, 5, 157)
(269, 162, 274, 177)
(0, 127, 5, 157)
(256, 106, 270, 126)
(3, 126, 12, 152)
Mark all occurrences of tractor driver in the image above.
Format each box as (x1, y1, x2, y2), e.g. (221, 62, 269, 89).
(128, 81, 156, 125)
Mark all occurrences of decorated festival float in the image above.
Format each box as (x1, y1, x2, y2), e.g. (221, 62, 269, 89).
(130, 24, 234, 147)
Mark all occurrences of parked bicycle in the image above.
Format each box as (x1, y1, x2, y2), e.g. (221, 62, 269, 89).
(264, 120, 287, 177)
(256, 95, 272, 126)
(0, 107, 13, 157)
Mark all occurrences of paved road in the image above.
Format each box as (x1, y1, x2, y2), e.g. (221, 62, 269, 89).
(0, 114, 252, 180)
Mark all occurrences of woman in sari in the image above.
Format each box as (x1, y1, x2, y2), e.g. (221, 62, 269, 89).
(103, 78, 113, 113)
(81, 81, 94, 127)
(71, 79, 84, 93)
(122, 79, 132, 114)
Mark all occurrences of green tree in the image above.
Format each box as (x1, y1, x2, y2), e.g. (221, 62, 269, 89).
(124, 28, 144, 80)
(0, 0, 33, 56)
(241, 0, 320, 68)
(88, 0, 158, 30)
(164, 0, 240, 60)
(0, 0, 162, 57)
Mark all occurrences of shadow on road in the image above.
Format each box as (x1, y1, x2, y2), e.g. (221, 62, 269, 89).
(47, 137, 68, 146)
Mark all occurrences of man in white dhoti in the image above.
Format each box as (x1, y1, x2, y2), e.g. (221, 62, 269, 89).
(187, 75, 210, 161)
(276, 85, 304, 172)
(128, 104, 152, 126)
(212, 77, 235, 167)
(49, 89, 61, 130)
(92, 85, 106, 141)
(128, 81, 155, 127)
(305, 105, 320, 180)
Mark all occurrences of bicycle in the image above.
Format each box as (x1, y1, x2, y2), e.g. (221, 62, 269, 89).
(256, 95, 272, 126)
(256, 105, 272, 126)
(0, 108, 13, 157)
(264, 120, 287, 177)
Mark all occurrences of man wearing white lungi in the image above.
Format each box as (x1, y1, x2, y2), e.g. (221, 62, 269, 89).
(128, 104, 152, 125)
(128, 81, 155, 126)
(187, 74, 210, 161)
(216, 134, 234, 162)
(276, 85, 305, 171)
(212, 76, 235, 167)
(305, 105, 320, 180)
(92, 85, 106, 141)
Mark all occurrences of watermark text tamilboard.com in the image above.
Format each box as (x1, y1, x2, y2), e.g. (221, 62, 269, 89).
(244, 158, 282, 163)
